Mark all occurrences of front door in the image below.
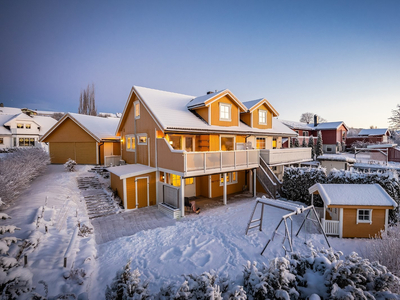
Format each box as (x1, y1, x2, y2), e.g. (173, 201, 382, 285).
(135, 177, 148, 208)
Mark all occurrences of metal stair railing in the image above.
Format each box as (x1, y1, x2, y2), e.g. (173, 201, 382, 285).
(256, 165, 277, 199)
(260, 157, 282, 190)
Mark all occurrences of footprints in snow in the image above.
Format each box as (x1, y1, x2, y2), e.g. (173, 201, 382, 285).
(160, 236, 214, 268)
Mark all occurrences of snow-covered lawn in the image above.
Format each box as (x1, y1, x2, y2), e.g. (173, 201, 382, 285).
(3, 164, 373, 298)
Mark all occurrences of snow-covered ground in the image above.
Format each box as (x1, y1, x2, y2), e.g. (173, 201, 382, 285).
(3, 164, 372, 298)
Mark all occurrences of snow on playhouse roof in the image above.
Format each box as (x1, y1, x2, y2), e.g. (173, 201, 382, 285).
(358, 128, 389, 136)
(131, 86, 296, 136)
(107, 163, 156, 179)
(309, 183, 397, 207)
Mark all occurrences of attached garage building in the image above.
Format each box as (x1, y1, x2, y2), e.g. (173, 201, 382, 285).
(40, 113, 121, 165)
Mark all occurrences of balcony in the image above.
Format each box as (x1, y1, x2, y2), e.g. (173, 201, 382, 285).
(260, 148, 312, 165)
(157, 138, 259, 176)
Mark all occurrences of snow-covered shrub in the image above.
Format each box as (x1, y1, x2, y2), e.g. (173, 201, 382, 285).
(281, 167, 327, 205)
(105, 259, 150, 300)
(0, 148, 50, 206)
(77, 223, 93, 237)
(64, 158, 77, 172)
(0, 199, 33, 299)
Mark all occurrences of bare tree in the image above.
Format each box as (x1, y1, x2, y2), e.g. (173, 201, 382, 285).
(389, 105, 400, 130)
(78, 84, 97, 116)
(299, 112, 326, 124)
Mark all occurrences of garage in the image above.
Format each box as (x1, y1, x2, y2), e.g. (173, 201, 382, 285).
(40, 113, 120, 165)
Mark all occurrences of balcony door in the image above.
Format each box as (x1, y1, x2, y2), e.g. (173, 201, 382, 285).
(220, 135, 235, 151)
(184, 136, 194, 152)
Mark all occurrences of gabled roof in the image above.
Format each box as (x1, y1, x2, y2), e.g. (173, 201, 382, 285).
(358, 128, 389, 136)
(125, 86, 296, 136)
(186, 89, 248, 112)
(242, 98, 279, 116)
(281, 120, 348, 131)
(309, 183, 397, 207)
(0, 107, 22, 115)
(32, 115, 58, 134)
(41, 113, 120, 142)
(4, 113, 42, 127)
(0, 114, 15, 135)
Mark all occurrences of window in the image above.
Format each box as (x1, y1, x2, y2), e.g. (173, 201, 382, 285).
(303, 131, 309, 136)
(25, 124, 31, 129)
(272, 138, 277, 149)
(256, 137, 266, 149)
(357, 209, 372, 224)
(185, 178, 194, 185)
(259, 110, 267, 125)
(134, 101, 140, 119)
(219, 103, 231, 121)
(0, 138, 3, 145)
(126, 135, 135, 151)
(171, 174, 181, 187)
(220, 172, 238, 186)
(18, 138, 35, 147)
(17, 123, 24, 129)
(137, 134, 147, 145)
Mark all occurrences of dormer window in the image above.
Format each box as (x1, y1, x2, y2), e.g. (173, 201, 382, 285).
(134, 101, 140, 119)
(219, 103, 231, 121)
(259, 110, 267, 125)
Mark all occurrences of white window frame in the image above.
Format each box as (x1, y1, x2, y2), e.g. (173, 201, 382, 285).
(219, 103, 231, 121)
(134, 100, 140, 119)
(126, 134, 135, 152)
(219, 172, 238, 186)
(137, 133, 148, 145)
(259, 109, 267, 125)
(357, 209, 372, 224)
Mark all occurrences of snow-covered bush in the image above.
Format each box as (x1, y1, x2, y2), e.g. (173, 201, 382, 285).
(281, 167, 327, 205)
(64, 158, 77, 172)
(0, 199, 33, 299)
(77, 223, 93, 237)
(291, 138, 300, 148)
(0, 148, 50, 206)
(105, 259, 150, 300)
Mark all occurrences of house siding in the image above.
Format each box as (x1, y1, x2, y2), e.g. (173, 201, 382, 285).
(342, 208, 386, 238)
(125, 172, 157, 209)
(110, 173, 124, 204)
(210, 95, 239, 127)
(210, 171, 246, 198)
(252, 103, 273, 130)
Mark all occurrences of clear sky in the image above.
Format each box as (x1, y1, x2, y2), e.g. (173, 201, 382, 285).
(1, 0, 399, 128)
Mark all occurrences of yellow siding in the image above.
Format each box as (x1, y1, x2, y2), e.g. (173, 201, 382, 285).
(196, 107, 209, 123)
(252, 103, 273, 130)
(240, 112, 251, 127)
(342, 208, 386, 238)
(210, 95, 239, 127)
(43, 117, 96, 143)
(211, 171, 246, 198)
(210, 135, 220, 151)
(125, 171, 157, 210)
(110, 173, 124, 204)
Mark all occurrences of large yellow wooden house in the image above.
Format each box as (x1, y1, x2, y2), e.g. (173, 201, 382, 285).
(107, 86, 312, 217)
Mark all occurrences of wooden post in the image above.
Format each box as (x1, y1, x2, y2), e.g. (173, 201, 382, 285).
(253, 168, 257, 197)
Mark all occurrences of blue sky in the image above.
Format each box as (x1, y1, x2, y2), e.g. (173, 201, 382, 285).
(0, 0, 399, 128)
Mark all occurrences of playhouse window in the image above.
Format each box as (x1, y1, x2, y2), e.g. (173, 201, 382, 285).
(219, 103, 231, 121)
(259, 110, 267, 125)
(357, 209, 372, 224)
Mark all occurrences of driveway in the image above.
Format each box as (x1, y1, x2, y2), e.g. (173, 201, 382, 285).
(91, 205, 176, 244)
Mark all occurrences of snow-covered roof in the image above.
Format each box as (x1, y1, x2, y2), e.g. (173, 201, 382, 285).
(133, 86, 296, 136)
(0, 107, 22, 115)
(242, 99, 263, 111)
(358, 128, 389, 136)
(309, 183, 397, 207)
(0, 114, 16, 135)
(367, 144, 397, 149)
(32, 115, 57, 135)
(107, 164, 156, 179)
(186, 90, 224, 108)
(68, 113, 120, 140)
(242, 98, 279, 116)
(317, 154, 356, 163)
(281, 120, 347, 131)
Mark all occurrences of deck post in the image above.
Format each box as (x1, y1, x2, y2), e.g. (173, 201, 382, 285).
(339, 208, 343, 238)
(180, 177, 185, 217)
(253, 168, 257, 197)
(223, 173, 227, 205)
(249, 170, 253, 194)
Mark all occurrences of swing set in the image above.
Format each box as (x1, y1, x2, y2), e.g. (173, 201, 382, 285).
(246, 198, 331, 256)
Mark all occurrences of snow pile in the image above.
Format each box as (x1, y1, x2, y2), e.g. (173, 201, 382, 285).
(0, 148, 50, 206)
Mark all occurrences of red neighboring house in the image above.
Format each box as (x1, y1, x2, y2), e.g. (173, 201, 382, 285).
(282, 116, 348, 154)
(346, 128, 391, 148)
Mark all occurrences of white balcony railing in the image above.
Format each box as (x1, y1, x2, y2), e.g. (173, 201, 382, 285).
(104, 155, 122, 167)
(260, 148, 312, 165)
(184, 150, 259, 176)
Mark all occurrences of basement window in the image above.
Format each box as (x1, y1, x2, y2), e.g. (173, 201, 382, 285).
(357, 209, 372, 224)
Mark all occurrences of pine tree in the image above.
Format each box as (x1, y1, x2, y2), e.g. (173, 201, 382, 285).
(315, 131, 323, 157)
(308, 137, 315, 160)
(293, 138, 300, 147)
(301, 137, 307, 147)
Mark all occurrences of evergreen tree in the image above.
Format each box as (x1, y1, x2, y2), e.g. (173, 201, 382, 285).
(293, 138, 300, 147)
(315, 131, 323, 157)
(301, 137, 307, 147)
(308, 137, 315, 160)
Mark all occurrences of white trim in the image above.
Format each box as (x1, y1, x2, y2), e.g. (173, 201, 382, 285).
(208, 107, 211, 125)
(223, 173, 227, 205)
(385, 209, 389, 232)
(125, 134, 136, 152)
(356, 209, 373, 224)
(253, 168, 257, 197)
(180, 176, 185, 217)
(205, 90, 248, 111)
(96, 142, 99, 164)
(157, 167, 184, 177)
(258, 109, 267, 125)
(148, 137, 151, 166)
(123, 178, 128, 210)
(134, 100, 140, 120)
(219, 103, 232, 121)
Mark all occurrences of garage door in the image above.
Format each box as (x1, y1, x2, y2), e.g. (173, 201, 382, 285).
(49, 143, 75, 164)
(49, 142, 97, 164)
(75, 142, 96, 164)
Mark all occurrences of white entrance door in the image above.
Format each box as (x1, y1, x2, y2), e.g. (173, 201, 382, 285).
(184, 177, 196, 197)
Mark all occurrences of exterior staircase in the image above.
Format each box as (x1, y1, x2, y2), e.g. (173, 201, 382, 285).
(256, 156, 282, 199)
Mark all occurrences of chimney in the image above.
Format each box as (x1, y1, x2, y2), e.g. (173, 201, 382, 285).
(207, 91, 214, 95)
(314, 114, 319, 127)
(0, 103, 3, 107)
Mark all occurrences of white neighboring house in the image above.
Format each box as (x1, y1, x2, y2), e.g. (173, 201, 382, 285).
(0, 112, 57, 149)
